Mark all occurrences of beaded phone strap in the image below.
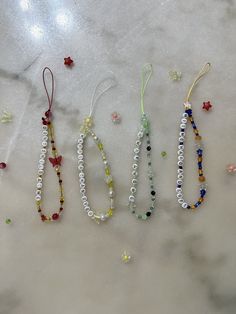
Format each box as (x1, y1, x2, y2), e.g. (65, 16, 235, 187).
(77, 76, 116, 224)
(128, 64, 157, 220)
(35, 67, 64, 222)
(176, 63, 211, 210)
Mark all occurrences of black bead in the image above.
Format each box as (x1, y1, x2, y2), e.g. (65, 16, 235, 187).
(147, 146, 151, 151)
(151, 190, 156, 196)
(146, 211, 152, 217)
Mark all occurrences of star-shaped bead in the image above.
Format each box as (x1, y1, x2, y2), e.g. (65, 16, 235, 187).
(64, 57, 74, 66)
(202, 101, 212, 111)
(169, 70, 182, 81)
(121, 251, 132, 263)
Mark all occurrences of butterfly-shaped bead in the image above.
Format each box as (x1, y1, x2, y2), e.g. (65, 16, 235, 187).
(49, 156, 62, 167)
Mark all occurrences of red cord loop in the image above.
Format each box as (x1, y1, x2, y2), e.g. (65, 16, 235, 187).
(42, 67, 54, 111)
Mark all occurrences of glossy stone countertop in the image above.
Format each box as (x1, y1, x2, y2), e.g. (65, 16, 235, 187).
(0, 1, 236, 313)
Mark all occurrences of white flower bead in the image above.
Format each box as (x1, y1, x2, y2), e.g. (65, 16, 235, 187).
(182, 203, 188, 209)
(42, 141, 47, 147)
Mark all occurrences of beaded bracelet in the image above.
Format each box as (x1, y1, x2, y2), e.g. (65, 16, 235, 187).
(128, 64, 157, 220)
(77, 77, 117, 223)
(176, 63, 210, 210)
(35, 67, 64, 222)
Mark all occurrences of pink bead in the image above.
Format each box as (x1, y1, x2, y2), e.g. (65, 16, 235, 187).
(111, 112, 121, 124)
(226, 164, 236, 173)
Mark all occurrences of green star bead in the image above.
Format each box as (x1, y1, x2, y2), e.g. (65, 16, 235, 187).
(169, 70, 182, 81)
(161, 151, 167, 158)
(5, 218, 12, 224)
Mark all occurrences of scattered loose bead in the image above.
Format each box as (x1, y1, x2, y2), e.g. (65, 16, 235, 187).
(111, 112, 121, 124)
(121, 251, 132, 263)
(5, 218, 12, 224)
(202, 101, 212, 111)
(169, 70, 182, 81)
(64, 56, 74, 66)
(161, 151, 167, 158)
(226, 164, 236, 173)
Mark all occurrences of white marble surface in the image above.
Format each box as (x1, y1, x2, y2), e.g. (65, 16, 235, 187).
(0, 0, 236, 313)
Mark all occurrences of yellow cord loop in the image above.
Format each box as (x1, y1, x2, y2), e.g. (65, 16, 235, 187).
(140, 63, 153, 115)
(185, 62, 211, 103)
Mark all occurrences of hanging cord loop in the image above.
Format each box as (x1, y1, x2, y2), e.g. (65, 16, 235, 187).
(42, 67, 54, 112)
(89, 76, 117, 117)
(140, 63, 153, 115)
(185, 63, 211, 103)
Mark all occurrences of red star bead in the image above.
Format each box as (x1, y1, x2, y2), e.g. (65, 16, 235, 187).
(64, 57, 74, 66)
(202, 101, 212, 111)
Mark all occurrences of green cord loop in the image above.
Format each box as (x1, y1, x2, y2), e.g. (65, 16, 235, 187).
(140, 63, 153, 115)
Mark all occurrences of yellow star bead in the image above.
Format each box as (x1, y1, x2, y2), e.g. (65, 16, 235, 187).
(98, 143, 103, 150)
(108, 181, 113, 188)
(107, 209, 113, 217)
(105, 167, 110, 175)
(121, 251, 131, 263)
